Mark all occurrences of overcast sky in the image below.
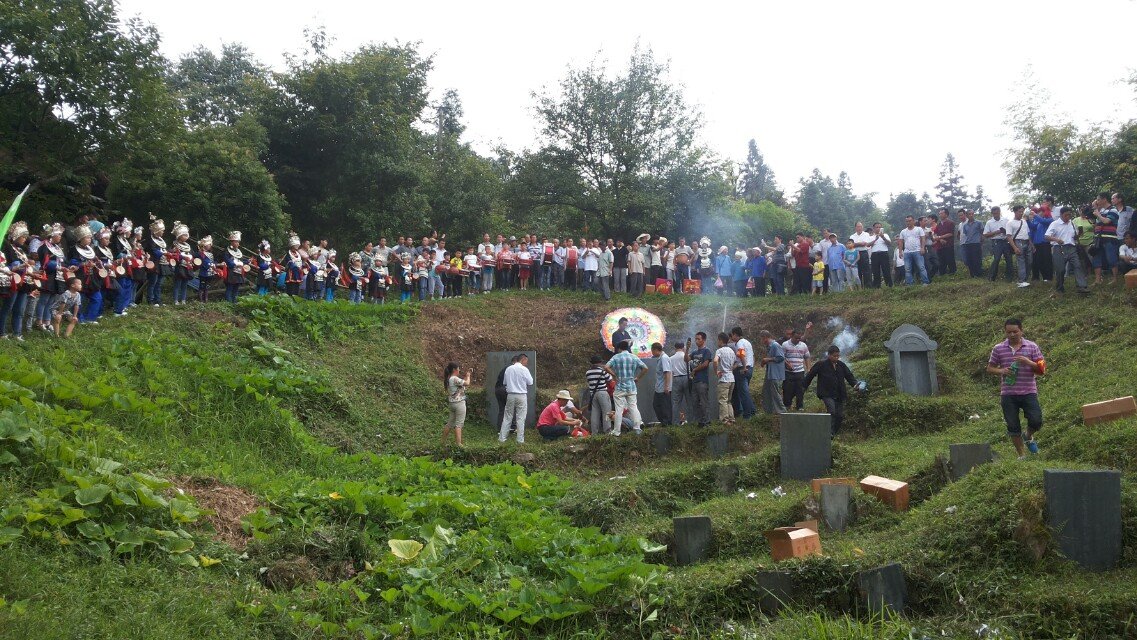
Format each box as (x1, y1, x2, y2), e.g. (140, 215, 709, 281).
(120, 0, 1135, 207)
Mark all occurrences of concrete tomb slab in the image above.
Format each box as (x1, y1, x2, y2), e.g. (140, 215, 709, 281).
(856, 563, 907, 614)
(485, 351, 537, 430)
(672, 516, 712, 566)
(949, 443, 993, 481)
(780, 413, 832, 480)
(714, 464, 739, 494)
(820, 483, 855, 532)
(755, 570, 794, 615)
(1044, 469, 1122, 571)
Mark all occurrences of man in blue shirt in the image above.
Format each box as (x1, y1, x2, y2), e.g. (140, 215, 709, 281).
(759, 330, 786, 415)
(957, 209, 984, 278)
(746, 248, 767, 297)
(686, 332, 713, 427)
(1028, 197, 1055, 282)
(604, 340, 648, 436)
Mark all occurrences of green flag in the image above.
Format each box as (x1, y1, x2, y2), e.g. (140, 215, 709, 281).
(0, 185, 31, 242)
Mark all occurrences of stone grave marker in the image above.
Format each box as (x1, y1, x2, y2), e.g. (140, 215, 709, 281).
(706, 432, 729, 458)
(856, 563, 907, 614)
(949, 443, 993, 481)
(485, 351, 537, 431)
(651, 430, 671, 456)
(756, 570, 794, 615)
(635, 357, 660, 425)
(821, 483, 855, 532)
(714, 464, 739, 494)
(780, 413, 832, 480)
(1044, 470, 1122, 571)
(883, 324, 939, 396)
(672, 516, 712, 566)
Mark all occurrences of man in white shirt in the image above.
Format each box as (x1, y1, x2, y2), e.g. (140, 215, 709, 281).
(553, 240, 567, 288)
(868, 222, 893, 287)
(729, 326, 757, 419)
(713, 333, 738, 425)
(673, 238, 694, 289)
(848, 222, 874, 287)
(816, 232, 833, 293)
(983, 207, 1013, 282)
(1005, 205, 1033, 288)
(899, 215, 929, 286)
(499, 355, 534, 444)
(1120, 232, 1137, 275)
(1044, 206, 1088, 294)
(669, 341, 690, 424)
(581, 240, 600, 292)
(650, 343, 673, 425)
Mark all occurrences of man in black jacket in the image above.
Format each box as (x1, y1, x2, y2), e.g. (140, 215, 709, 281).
(802, 345, 858, 436)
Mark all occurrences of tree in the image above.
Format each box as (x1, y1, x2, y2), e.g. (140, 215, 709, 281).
(737, 139, 784, 205)
(167, 43, 272, 126)
(525, 46, 724, 237)
(932, 153, 975, 212)
(0, 0, 173, 217)
(259, 40, 434, 244)
(794, 169, 881, 234)
(884, 191, 929, 232)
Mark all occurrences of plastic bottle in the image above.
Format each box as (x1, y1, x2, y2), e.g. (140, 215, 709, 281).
(1003, 361, 1019, 386)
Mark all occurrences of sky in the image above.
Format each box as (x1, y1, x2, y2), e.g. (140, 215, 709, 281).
(119, 0, 1136, 207)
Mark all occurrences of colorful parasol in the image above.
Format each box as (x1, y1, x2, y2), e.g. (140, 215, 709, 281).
(601, 307, 666, 358)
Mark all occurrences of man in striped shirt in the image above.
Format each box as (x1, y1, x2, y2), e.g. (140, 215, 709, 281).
(585, 356, 614, 434)
(985, 318, 1045, 459)
(781, 331, 811, 411)
(604, 341, 648, 435)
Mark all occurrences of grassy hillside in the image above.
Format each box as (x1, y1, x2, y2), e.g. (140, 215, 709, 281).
(0, 279, 1135, 639)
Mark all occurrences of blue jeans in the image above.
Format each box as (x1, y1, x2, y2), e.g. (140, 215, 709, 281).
(226, 283, 241, 302)
(1092, 237, 1120, 271)
(349, 289, 362, 303)
(0, 292, 27, 337)
(481, 267, 494, 291)
(731, 367, 757, 418)
(80, 291, 102, 322)
(904, 252, 929, 285)
(1001, 393, 1042, 436)
(172, 278, 189, 303)
(37, 293, 56, 325)
(325, 285, 337, 302)
(257, 283, 270, 295)
(114, 278, 133, 314)
(147, 272, 165, 304)
(989, 240, 1013, 281)
(540, 264, 551, 289)
(582, 270, 595, 291)
(771, 269, 785, 294)
(419, 276, 430, 300)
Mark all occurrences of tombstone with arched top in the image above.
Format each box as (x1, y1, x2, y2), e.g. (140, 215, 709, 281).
(883, 324, 938, 396)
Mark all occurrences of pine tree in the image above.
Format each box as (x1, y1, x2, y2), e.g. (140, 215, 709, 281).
(737, 139, 784, 205)
(933, 153, 973, 212)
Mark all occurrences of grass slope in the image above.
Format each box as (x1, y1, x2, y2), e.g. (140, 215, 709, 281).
(0, 277, 1134, 639)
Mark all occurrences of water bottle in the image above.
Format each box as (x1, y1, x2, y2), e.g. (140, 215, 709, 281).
(1003, 361, 1019, 386)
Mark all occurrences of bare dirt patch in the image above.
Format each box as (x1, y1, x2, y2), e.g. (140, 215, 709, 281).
(173, 476, 261, 550)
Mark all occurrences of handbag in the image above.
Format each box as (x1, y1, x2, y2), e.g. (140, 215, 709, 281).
(1088, 233, 1103, 257)
(714, 276, 723, 289)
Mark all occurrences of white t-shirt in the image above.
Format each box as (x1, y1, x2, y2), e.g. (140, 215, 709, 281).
(582, 248, 599, 271)
(1120, 244, 1137, 264)
(714, 346, 737, 383)
(1046, 219, 1077, 246)
(669, 349, 688, 377)
(735, 337, 755, 368)
(1005, 217, 1030, 242)
(983, 218, 1006, 240)
(781, 340, 811, 374)
(464, 254, 480, 269)
(899, 227, 925, 253)
(849, 231, 874, 255)
(869, 232, 891, 253)
(503, 363, 534, 394)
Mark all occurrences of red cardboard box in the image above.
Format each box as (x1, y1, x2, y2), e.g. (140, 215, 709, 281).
(682, 279, 701, 294)
(764, 527, 822, 561)
(1082, 396, 1137, 426)
(860, 475, 910, 511)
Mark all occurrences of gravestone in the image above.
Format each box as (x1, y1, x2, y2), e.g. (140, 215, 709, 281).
(634, 357, 660, 425)
(883, 324, 939, 396)
(651, 430, 671, 456)
(485, 351, 537, 431)
(1044, 470, 1122, 571)
(672, 516, 712, 566)
(756, 570, 794, 614)
(949, 443, 993, 481)
(714, 464, 739, 494)
(856, 563, 907, 614)
(779, 413, 832, 480)
(820, 483, 855, 532)
(706, 432, 730, 458)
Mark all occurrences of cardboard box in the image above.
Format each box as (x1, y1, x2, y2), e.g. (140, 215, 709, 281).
(794, 520, 819, 532)
(645, 284, 656, 294)
(811, 477, 859, 494)
(1082, 396, 1137, 426)
(764, 527, 822, 561)
(860, 475, 910, 511)
(1126, 270, 1137, 289)
(682, 279, 701, 294)
(655, 280, 673, 294)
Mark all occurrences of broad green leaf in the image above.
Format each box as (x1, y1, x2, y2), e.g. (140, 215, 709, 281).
(74, 485, 112, 506)
(388, 539, 423, 560)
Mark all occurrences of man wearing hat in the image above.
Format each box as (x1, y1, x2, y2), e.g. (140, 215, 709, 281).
(223, 230, 246, 302)
(536, 390, 583, 441)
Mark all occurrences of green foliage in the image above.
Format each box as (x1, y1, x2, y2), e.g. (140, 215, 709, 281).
(167, 43, 273, 127)
(795, 169, 881, 233)
(237, 294, 416, 345)
(737, 139, 785, 206)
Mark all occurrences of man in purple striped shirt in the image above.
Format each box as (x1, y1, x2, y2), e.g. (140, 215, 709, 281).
(986, 318, 1046, 459)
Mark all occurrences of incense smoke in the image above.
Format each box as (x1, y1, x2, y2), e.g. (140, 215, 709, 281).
(826, 316, 861, 361)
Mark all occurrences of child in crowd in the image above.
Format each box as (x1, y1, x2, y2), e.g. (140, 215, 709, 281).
(843, 240, 860, 290)
(53, 277, 82, 338)
(811, 255, 826, 295)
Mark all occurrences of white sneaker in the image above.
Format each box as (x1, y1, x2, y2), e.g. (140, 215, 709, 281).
(611, 431, 621, 437)
(1017, 282, 1030, 288)
(633, 427, 643, 435)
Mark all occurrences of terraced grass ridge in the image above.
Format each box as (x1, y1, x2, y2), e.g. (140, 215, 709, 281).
(1, 279, 1135, 639)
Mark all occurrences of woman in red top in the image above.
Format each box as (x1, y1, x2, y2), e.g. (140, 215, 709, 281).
(791, 234, 812, 295)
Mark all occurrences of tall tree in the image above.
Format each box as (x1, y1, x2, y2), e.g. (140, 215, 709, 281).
(933, 153, 975, 212)
(259, 39, 433, 244)
(167, 43, 272, 126)
(795, 169, 881, 233)
(737, 139, 784, 205)
(524, 46, 725, 236)
(884, 191, 929, 231)
(0, 0, 173, 217)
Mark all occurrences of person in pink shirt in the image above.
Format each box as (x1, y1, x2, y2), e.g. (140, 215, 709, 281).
(537, 390, 582, 441)
(985, 318, 1046, 459)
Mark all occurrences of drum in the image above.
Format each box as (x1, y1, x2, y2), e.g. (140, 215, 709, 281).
(435, 264, 447, 274)
(675, 252, 690, 266)
(193, 257, 202, 266)
(519, 258, 533, 267)
(242, 264, 251, 273)
(447, 266, 460, 276)
(10, 273, 21, 286)
(145, 260, 155, 270)
(97, 268, 108, 279)
(115, 265, 126, 276)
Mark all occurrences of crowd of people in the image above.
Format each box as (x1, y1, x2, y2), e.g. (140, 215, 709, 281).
(1, 191, 1132, 340)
